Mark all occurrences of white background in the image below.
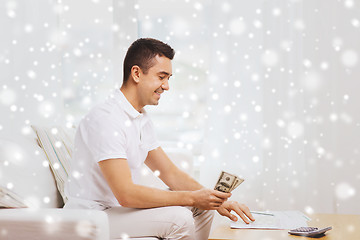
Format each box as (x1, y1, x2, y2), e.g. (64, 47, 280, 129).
(1, 0, 359, 214)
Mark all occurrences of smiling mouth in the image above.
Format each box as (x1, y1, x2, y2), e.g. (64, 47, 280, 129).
(154, 90, 163, 96)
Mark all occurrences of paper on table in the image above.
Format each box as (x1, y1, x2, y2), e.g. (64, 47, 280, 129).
(230, 211, 310, 230)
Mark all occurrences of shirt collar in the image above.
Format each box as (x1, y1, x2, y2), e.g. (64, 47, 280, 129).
(113, 89, 144, 119)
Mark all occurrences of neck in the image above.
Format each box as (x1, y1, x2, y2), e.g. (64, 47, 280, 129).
(120, 85, 143, 112)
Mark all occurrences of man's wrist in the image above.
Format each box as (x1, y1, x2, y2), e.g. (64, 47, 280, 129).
(182, 191, 195, 207)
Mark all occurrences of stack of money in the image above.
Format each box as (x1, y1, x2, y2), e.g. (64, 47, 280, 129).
(214, 171, 244, 193)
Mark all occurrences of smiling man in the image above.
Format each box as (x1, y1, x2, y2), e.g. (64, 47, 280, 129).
(64, 38, 254, 240)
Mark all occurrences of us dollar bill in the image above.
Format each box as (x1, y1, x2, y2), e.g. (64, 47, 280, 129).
(214, 171, 244, 193)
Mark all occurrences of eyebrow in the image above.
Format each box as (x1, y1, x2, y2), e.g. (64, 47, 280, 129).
(158, 71, 172, 76)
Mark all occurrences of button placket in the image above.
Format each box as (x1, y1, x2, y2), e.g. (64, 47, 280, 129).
(137, 114, 144, 144)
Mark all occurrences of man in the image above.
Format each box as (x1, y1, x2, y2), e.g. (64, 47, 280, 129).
(64, 38, 254, 239)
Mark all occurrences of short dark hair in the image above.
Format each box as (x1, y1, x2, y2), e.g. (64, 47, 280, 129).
(123, 38, 175, 84)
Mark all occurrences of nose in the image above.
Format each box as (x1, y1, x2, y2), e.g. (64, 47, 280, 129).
(161, 79, 170, 91)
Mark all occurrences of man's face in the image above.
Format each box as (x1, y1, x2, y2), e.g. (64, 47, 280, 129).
(137, 55, 172, 107)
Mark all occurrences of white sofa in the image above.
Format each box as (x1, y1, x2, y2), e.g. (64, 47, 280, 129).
(0, 127, 194, 239)
(0, 208, 109, 239)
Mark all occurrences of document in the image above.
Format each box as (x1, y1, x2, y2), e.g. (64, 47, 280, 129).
(230, 211, 310, 230)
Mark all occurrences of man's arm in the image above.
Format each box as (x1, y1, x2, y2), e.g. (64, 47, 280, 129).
(144, 147, 202, 191)
(98, 157, 231, 209)
(144, 147, 255, 223)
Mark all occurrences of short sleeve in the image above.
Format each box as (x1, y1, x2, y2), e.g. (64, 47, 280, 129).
(80, 115, 127, 162)
(140, 117, 160, 152)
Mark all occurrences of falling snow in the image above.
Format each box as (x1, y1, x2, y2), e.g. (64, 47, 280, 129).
(0, 0, 359, 224)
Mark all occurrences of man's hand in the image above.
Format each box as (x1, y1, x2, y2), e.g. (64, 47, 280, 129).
(217, 201, 255, 224)
(191, 189, 231, 210)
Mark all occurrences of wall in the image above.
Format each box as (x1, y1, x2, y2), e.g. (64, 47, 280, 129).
(1, 0, 359, 214)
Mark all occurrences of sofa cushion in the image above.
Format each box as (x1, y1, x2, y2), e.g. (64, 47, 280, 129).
(0, 208, 109, 240)
(0, 185, 27, 208)
(31, 125, 75, 204)
(0, 134, 61, 208)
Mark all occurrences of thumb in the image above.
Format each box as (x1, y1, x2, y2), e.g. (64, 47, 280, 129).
(219, 208, 238, 222)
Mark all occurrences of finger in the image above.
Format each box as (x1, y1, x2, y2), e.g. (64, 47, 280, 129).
(243, 208, 255, 221)
(211, 201, 223, 207)
(210, 204, 221, 210)
(213, 190, 232, 199)
(211, 196, 226, 204)
(219, 208, 238, 222)
(232, 205, 251, 224)
(212, 204, 221, 209)
(237, 211, 250, 224)
(237, 204, 255, 222)
(213, 200, 225, 205)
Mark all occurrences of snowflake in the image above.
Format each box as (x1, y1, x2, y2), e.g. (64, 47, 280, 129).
(0, 88, 16, 106)
(272, 8, 282, 17)
(344, 0, 355, 8)
(229, 18, 246, 35)
(153, 170, 160, 177)
(304, 206, 314, 215)
(341, 49, 358, 68)
(76, 220, 95, 238)
(336, 182, 356, 200)
(287, 121, 304, 139)
(121, 233, 130, 240)
(301, 72, 322, 92)
(293, 19, 305, 30)
(261, 50, 279, 67)
(351, 18, 360, 28)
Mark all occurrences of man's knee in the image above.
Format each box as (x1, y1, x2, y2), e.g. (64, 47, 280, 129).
(170, 206, 194, 229)
(192, 207, 215, 221)
(166, 206, 195, 238)
(202, 209, 215, 221)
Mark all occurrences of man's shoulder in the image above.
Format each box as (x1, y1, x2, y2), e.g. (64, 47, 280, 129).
(81, 100, 127, 126)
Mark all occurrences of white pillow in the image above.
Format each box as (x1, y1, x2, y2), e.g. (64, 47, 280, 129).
(0, 184, 27, 208)
(31, 126, 75, 205)
(0, 135, 61, 208)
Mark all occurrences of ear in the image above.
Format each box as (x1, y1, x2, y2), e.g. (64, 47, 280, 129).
(130, 65, 141, 83)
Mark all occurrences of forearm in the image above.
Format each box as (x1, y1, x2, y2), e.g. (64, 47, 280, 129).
(145, 147, 203, 191)
(162, 169, 203, 191)
(117, 183, 232, 211)
(115, 183, 194, 208)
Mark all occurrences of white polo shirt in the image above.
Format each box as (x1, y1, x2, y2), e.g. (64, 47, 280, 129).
(64, 89, 160, 210)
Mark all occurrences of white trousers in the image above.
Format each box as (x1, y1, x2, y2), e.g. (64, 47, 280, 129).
(104, 206, 214, 240)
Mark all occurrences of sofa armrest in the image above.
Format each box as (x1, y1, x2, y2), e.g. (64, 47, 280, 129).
(0, 208, 109, 240)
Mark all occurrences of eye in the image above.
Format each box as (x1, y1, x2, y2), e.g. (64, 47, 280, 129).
(159, 76, 165, 80)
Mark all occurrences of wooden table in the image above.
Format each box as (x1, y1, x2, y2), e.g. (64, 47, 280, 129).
(209, 213, 360, 240)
